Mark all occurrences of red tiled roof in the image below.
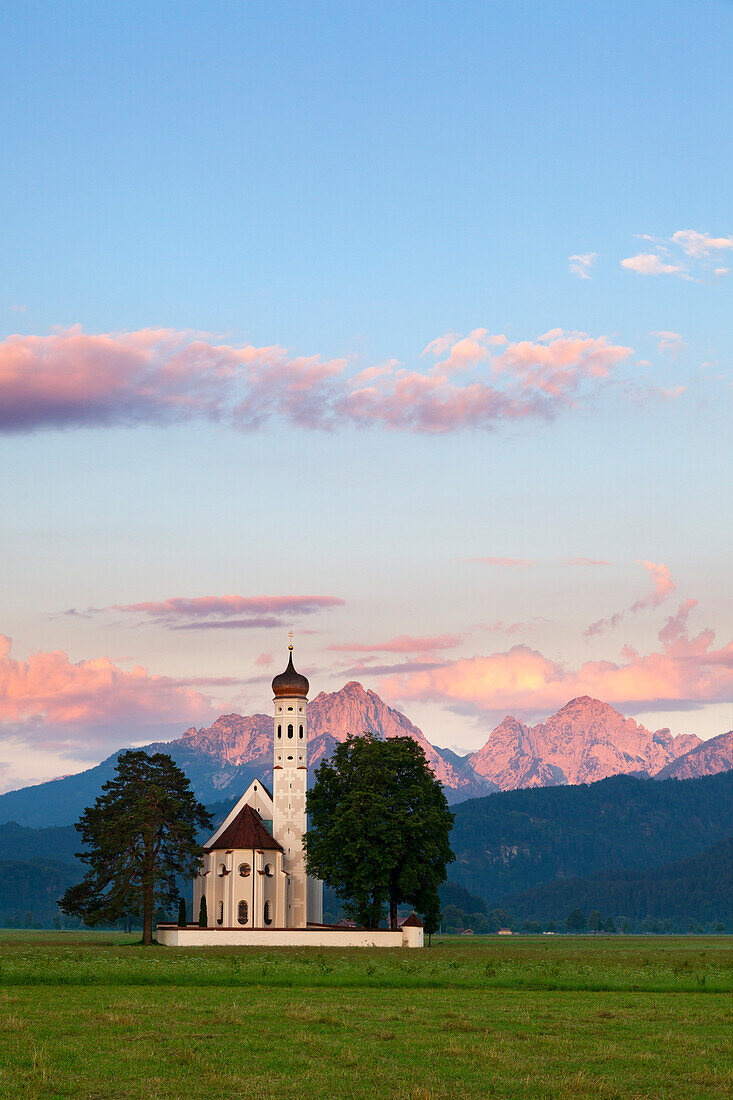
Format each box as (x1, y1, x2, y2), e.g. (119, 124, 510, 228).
(401, 913, 423, 928)
(205, 803, 283, 852)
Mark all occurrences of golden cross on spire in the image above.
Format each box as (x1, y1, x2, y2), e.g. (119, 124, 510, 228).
(288, 629, 294, 651)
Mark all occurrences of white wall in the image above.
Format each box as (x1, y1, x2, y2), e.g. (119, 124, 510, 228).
(157, 926, 422, 948)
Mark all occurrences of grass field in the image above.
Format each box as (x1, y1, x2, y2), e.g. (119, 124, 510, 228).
(0, 932, 730, 1099)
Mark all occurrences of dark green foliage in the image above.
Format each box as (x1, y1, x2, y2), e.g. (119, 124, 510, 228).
(0, 859, 80, 928)
(449, 772, 733, 905)
(604, 917, 617, 933)
(59, 751, 212, 944)
(588, 909, 602, 932)
(198, 896, 207, 928)
(305, 733, 454, 929)
(566, 908, 587, 932)
(499, 837, 733, 928)
(177, 898, 187, 927)
(0, 822, 81, 864)
(439, 881, 487, 914)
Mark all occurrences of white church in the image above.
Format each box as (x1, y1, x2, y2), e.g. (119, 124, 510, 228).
(157, 646, 423, 948)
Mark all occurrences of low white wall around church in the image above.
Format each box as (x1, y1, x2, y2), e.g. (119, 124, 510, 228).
(157, 925, 422, 948)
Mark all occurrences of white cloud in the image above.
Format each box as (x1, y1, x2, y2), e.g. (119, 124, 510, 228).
(569, 252, 597, 279)
(653, 331, 685, 354)
(621, 254, 686, 276)
(671, 230, 733, 258)
(622, 228, 732, 281)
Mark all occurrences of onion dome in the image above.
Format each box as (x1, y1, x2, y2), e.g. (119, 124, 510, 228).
(272, 647, 309, 698)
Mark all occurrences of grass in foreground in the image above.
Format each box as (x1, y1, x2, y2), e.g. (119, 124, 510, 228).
(0, 933, 730, 1099)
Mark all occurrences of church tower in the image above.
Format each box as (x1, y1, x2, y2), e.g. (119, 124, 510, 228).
(271, 645, 321, 927)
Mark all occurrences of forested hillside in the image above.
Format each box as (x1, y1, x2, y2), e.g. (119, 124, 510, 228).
(448, 772, 733, 905)
(499, 837, 733, 928)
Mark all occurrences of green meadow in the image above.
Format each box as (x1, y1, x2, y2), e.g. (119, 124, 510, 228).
(0, 933, 730, 1099)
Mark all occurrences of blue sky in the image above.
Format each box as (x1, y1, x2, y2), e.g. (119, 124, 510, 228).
(0, 0, 731, 790)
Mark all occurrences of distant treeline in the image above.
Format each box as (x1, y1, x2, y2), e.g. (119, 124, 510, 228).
(448, 772, 733, 905)
(1, 771, 731, 929)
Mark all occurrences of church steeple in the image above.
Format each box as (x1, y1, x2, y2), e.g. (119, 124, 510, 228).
(271, 642, 311, 927)
(271, 644, 309, 700)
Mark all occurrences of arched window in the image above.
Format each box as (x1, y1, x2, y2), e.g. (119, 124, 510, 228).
(287, 724, 294, 739)
(218, 863, 226, 877)
(277, 725, 282, 739)
(299, 725, 303, 739)
(264, 900, 273, 925)
(264, 863, 274, 877)
(237, 900, 249, 925)
(216, 901, 223, 926)
(238, 863, 251, 877)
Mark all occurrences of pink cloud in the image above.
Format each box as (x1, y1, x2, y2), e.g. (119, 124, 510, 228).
(658, 599, 698, 645)
(563, 557, 611, 566)
(486, 621, 526, 634)
(0, 634, 211, 729)
(255, 652, 274, 667)
(469, 557, 538, 568)
(629, 561, 675, 613)
(378, 622, 732, 718)
(0, 327, 344, 434)
(329, 633, 462, 654)
(621, 254, 686, 276)
(1, 326, 635, 436)
(586, 561, 675, 636)
(88, 594, 345, 628)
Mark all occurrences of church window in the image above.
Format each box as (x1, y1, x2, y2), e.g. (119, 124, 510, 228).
(287, 755, 293, 760)
(287, 724, 294, 738)
(264, 863, 274, 877)
(277, 725, 282, 739)
(216, 901, 223, 926)
(264, 900, 273, 925)
(238, 863, 251, 877)
(299, 725, 303, 738)
(288, 706, 293, 711)
(298, 706, 303, 712)
(218, 863, 226, 876)
(237, 900, 249, 925)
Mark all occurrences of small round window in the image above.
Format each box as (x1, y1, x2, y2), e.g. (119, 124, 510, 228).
(238, 863, 251, 877)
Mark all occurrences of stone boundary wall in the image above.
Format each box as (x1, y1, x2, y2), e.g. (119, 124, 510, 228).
(156, 924, 423, 948)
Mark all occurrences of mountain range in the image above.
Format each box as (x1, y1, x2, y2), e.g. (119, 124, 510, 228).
(0, 681, 730, 828)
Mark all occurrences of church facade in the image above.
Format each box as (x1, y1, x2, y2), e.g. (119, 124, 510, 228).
(192, 645, 323, 930)
(157, 646, 422, 948)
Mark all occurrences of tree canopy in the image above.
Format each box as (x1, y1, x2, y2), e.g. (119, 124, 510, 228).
(59, 750, 211, 944)
(304, 733, 454, 930)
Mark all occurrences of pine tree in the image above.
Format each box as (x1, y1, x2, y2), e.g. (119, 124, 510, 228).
(198, 895, 208, 928)
(177, 897, 187, 928)
(59, 750, 211, 945)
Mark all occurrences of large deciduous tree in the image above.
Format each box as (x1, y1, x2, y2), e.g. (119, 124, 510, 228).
(59, 750, 212, 944)
(304, 733, 454, 930)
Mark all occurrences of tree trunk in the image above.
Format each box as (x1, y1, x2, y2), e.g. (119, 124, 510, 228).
(142, 885, 154, 945)
(142, 826, 155, 945)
